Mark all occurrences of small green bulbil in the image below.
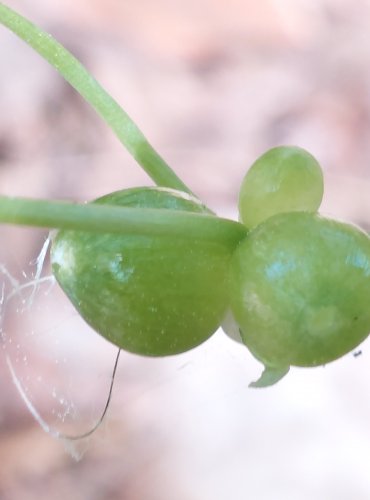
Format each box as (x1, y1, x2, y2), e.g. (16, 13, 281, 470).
(239, 146, 324, 229)
(230, 212, 370, 373)
(51, 187, 231, 356)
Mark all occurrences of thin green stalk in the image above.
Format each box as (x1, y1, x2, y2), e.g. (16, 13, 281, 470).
(0, 2, 192, 193)
(0, 196, 247, 249)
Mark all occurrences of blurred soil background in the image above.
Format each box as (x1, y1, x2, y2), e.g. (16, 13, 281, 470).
(1, 0, 370, 499)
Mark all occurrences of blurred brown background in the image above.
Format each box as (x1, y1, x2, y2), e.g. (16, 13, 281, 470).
(1, 0, 370, 499)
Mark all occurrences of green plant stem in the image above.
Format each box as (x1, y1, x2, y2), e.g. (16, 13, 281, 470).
(0, 196, 247, 249)
(0, 2, 192, 194)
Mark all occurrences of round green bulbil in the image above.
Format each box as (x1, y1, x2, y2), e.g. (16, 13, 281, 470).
(51, 187, 232, 356)
(239, 146, 324, 229)
(230, 212, 370, 369)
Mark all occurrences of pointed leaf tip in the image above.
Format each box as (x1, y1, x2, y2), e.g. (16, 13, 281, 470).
(249, 365, 290, 388)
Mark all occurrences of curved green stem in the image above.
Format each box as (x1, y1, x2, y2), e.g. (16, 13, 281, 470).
(0, 2, 192, 194)
(0, 196, 247, 249)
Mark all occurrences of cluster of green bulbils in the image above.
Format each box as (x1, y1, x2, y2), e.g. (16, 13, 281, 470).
(51, 146, 370, 387)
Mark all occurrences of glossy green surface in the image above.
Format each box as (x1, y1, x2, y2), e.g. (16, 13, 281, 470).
(239, 146, 324, 229)
(230, 212, 370, 368)
(51, 187, 231, 356)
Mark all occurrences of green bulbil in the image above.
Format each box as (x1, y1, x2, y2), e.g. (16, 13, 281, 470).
(51, 187, 231, 356)
(230, 212, 370, 371)
(239, 146, 324, 229)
